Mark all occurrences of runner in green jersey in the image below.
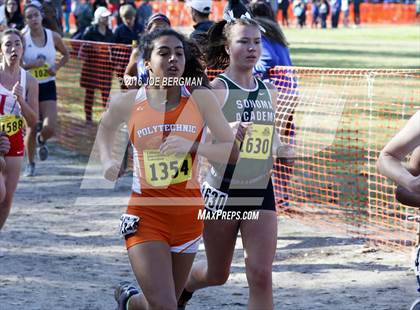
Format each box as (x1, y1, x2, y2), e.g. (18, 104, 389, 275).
(179, 15, 294, 310)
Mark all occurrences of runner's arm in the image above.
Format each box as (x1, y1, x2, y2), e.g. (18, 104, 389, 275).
(21, 58, 45, 70)
(52, 31, 70, 72)
(124, 48, 139, 77)
(21, 75, 38, 128)
(97, 90, 136, 180)
(123, 48, 140, 89)
(193, 87, 239, 164)
(394, 146, 420, 207)
(377, 111, 420, 193)
(200, 78, 232, 143)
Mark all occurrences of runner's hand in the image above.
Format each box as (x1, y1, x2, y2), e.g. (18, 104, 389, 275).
(12, 82, 24, 104)
(276, 144, 295, 166)
(231, 121, 253, 142)
(407, 175, 420, 194)
(47, 65, 57, 76)
(0, 156, 6, 173)
(103, 159, 122, 181)
(160, 136, 194, 155)
(32, 58, 45, 68)
(0, 133, 10, 155)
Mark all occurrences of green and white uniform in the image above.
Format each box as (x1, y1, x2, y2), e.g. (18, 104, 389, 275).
(202, 74, 277, 212)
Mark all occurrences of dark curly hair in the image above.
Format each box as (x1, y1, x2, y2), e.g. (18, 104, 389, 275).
(140, 28, 209, 87)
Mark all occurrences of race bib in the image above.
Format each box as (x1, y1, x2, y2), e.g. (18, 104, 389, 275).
(143, 150, 192, 187)
(0, 114, 24, 136)
(240, 124, 273, 160)
(201, 181, 228, 212)
(29, 64, 50, 81)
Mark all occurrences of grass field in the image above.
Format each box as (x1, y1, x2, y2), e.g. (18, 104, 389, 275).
(283, 25, 420, 69)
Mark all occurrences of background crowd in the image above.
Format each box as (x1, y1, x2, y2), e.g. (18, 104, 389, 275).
(0, 0, 415, 41)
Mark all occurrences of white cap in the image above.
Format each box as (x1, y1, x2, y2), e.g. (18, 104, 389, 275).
(94, 6, 111, 23)
(188, 0, 212, 14)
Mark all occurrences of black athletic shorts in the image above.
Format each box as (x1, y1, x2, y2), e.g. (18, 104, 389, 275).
(201, 178, 276, 213)
(39, 80, 57, 102)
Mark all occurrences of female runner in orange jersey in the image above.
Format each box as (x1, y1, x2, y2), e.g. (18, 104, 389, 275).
(96, 28, 238, 310)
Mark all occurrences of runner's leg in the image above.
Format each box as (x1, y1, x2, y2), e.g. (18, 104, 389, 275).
(39, 100, 57, 142)
(0, 157, 22, 229)
(240, 210, 277, 310)
(185, 220, 239, 292)
(127, 241, 178, 309)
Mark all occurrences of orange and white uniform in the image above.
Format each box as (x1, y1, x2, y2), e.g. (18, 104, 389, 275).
(124, 86, 206, 253)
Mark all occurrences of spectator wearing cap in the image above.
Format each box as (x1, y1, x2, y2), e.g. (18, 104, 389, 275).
(82, 6, 113, 41)
(188, 0, 214, 45)
(113, 4, 143, 44)
(80, 6, 114, 123)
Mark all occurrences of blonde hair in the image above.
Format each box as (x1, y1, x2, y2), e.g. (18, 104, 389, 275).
(119, 4, 136, 17)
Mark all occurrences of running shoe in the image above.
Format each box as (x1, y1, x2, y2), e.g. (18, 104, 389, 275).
(177, 289, 194, 310)
(411, 299, 420, 310)
(36, 133, 48, 161)
(114, 282, 139, 310)
(23, 163, 35, 177)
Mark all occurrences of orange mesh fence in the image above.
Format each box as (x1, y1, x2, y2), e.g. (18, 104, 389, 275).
(269, 67, 420, 249)
(146, 1, 417, 26)
(56, 39, 131, 155)
(56, 39, 420, 249)
(358, 3, 418, 24)
(277, 3, 418, 25)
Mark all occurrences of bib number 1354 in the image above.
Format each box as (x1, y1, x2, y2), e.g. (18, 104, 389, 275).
(143, 150, 192, 187)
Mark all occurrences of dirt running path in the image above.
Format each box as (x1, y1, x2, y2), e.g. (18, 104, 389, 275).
(0, 144, 417, 309)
